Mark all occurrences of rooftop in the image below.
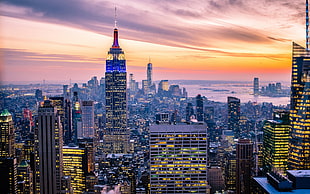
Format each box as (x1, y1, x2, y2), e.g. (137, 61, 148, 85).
(287, 170, 310, 178)
(254, 177, 310, 194)
(150, 123, 207, 133)
(0, 109, 11, 117)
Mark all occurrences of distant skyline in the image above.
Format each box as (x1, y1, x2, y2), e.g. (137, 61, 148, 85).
(0, 0, 307, 83)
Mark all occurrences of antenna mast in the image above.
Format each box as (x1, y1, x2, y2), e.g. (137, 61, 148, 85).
(307, 0, 309, 51)
(114, 7, 117, 28)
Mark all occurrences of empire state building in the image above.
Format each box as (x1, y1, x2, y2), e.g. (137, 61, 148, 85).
(104, 25, 128, 153)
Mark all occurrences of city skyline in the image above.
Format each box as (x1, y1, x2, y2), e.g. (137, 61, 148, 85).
(0, 0, 306, 83)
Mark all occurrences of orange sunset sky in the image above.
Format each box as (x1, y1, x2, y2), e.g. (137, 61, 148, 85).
(0, 0, 307, 83)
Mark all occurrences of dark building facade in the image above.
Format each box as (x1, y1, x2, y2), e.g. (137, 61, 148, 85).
(228, 96, 241, 138)
(253, 77, 259, 95)
(236, 139, 253, 194)
(0, 110, 17, 193)
(35, 100, 63, 193)
(196, 94, 204, 122)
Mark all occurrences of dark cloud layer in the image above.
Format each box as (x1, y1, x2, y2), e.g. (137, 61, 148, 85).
(1, 0, 302, 51)
(1, 48, 103, 63)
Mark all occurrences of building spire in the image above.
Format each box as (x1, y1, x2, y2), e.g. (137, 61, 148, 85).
(114, 6, 117, 29)
(112, 7, 119, 48)
(307, 0, 309, 51)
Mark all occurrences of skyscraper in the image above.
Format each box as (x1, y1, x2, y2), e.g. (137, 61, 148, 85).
(227, 96, 240, 138)
(196, 94, 204, 122)
(288, 42, 310, 170)
(142, 79, 148, 95)
(0, 109, 15, 158)
(63, 145, 86, 193)
(17, 160, 33, 194)
(81, 101, 95, 138)
(288, 1, 310, 169)
(146, 60, 156, 95)
(150, 123, 209, 193)
(63, 85, 70, 100)
(185, 103, 194, 122)
(0, 109, 17, 193)
(0, 157, 17, 193)
(147, 61, 152, 87)
(104, 24, 128, 153)
(262, 110, 290, 173)
(158, 80, 168, 95)
(129, 73, 137, 92)
(50, 97, 72, 145)
(35, 100, 63, 193)
(72, 92, 82, 144)
(253, 77, 259, 95)
(236, 139, 253, 194)
(224, 152, 236, 192)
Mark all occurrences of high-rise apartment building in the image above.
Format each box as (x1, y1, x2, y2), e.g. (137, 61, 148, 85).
(288, 42, 310, 170)
(150, 124, 209, 193)
(196, 94, 204, 122)
(262, 110, 290, 173)
(227, 96, 241, 138)
(104, 25, 128, 153)
(35, 100, 63, 193)
(236, 139, 253, 194)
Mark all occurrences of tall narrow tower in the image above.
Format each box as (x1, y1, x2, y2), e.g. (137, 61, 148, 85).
(236, 139, 253, 194)
(228, 96, 240, 138)
(196, 94, 204, 122)
(147, 60, 152, 87)
(253, 77, 259, 95)
(35, 100, 63, 193)
(288, 1, 310, 170)
(104, 23, 128, 153)
(81, 101, 95, 138)
(306, 0, 309, 50)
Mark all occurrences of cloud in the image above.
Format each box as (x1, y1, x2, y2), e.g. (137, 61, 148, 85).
(1, 48, 106, 82)
(0, 0, 300, 51)
(0, 0, 300, 83)
(1, 48, 103, 63)
(267, 36, 291, 42)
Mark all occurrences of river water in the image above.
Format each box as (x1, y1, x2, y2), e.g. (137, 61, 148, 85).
(172, 81, 290, 106)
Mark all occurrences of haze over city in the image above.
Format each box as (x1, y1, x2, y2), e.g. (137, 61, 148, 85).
(0, 0, 306, 83)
